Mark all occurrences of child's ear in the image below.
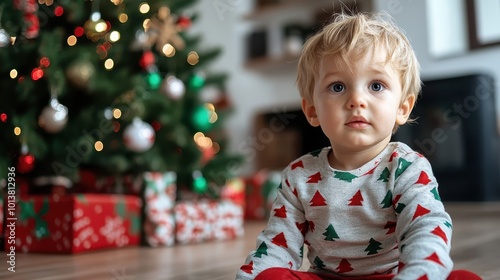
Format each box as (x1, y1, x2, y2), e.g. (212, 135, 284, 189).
(301, 98, 320, 127)
(396, 94, 416, 125)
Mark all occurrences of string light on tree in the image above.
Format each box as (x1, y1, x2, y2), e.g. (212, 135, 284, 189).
(192, 170, 208, 193)
(187, 51, 199, 66)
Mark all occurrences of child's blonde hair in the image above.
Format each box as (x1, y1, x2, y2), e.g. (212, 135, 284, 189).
(297, 12, 421, 107)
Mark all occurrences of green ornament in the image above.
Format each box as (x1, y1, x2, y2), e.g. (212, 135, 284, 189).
(193, 173, 208, 193)
(192, 105, 211, 131)
(188, 73, 205, 90)
(147, 72, 162, 89)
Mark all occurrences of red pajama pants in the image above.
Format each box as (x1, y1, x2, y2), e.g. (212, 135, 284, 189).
(255, 268, 482, 280)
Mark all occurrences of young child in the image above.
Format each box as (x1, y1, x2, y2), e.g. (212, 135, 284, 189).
(236, 13, 481, 280)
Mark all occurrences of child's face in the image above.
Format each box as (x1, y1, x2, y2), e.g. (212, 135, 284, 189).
(302, 48, 414, 152)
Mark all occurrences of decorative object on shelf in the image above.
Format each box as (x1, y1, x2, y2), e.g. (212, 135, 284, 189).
(283, 26, 303, 56)
(246, 30, 267, 60)
(242, 0, 369, 69)
(123, 117, 155, 152)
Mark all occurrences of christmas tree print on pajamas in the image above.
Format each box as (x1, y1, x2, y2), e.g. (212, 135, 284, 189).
(236, 142, 453, 279)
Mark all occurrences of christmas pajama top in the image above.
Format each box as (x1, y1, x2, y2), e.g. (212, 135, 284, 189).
(236, 142, 453, 280)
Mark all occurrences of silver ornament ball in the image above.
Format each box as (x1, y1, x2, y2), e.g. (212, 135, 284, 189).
(38, 99, 69, 133)
(0, 29, 11, 48)
(123, 117, 155, 152)
(162, 75, 185, 100)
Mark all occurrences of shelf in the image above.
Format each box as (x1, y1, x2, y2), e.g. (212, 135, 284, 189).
(244, 54, 300, 70)
(244, 0, 314, 20)
(242, 0, 373, 71)
(244, 0, 372, 22)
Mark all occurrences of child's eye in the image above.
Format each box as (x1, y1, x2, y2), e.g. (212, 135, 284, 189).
(328, 82, 345, 93)
(370, 82, 385, 92)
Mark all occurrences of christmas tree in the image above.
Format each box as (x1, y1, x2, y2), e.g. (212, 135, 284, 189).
(0, 0, 242, 196)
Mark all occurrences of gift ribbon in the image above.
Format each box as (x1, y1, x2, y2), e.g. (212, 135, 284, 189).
(19, 199, 50, 239)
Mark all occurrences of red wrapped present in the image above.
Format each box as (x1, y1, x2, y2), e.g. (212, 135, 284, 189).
(174, 199, 243, 244)
(9, 194, 141, 253)
(244, 170, 281, 220)
(142, 171, 176, 247)
(221, 177, 245, 207)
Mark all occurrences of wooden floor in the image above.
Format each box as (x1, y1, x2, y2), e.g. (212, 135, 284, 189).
(1, 202, 499, 280)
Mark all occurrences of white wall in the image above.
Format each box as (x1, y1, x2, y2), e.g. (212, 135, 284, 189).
(372, 0, 500, 104)
(189, 0, 500, 176)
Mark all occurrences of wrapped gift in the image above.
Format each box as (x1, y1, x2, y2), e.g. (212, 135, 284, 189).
(221, 177, 245, 207)
(10, 194, 141, 253)
(174, 199, 244, 244)
(142, 171, 176, 247)
(76, 169, 143, 195)
(244, 170, 281, 220)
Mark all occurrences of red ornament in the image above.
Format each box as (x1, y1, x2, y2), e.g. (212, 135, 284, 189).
(18, 153, 35, 174)
(139, 51, 156, 69)
(13, 0, 40, 39)
(23, 13, 40, 39)
(39, 57, 50, 68)
(177, 15, 192, 29)
(14, 0, 38, 13)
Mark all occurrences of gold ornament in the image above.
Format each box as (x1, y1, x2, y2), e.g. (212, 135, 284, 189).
(84, 12, 108, 41)
(66, 60, 95, 89)
(145, 6, 185, 53)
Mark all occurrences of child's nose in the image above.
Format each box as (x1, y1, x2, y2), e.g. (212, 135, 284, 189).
(346, 90, 367, 109)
